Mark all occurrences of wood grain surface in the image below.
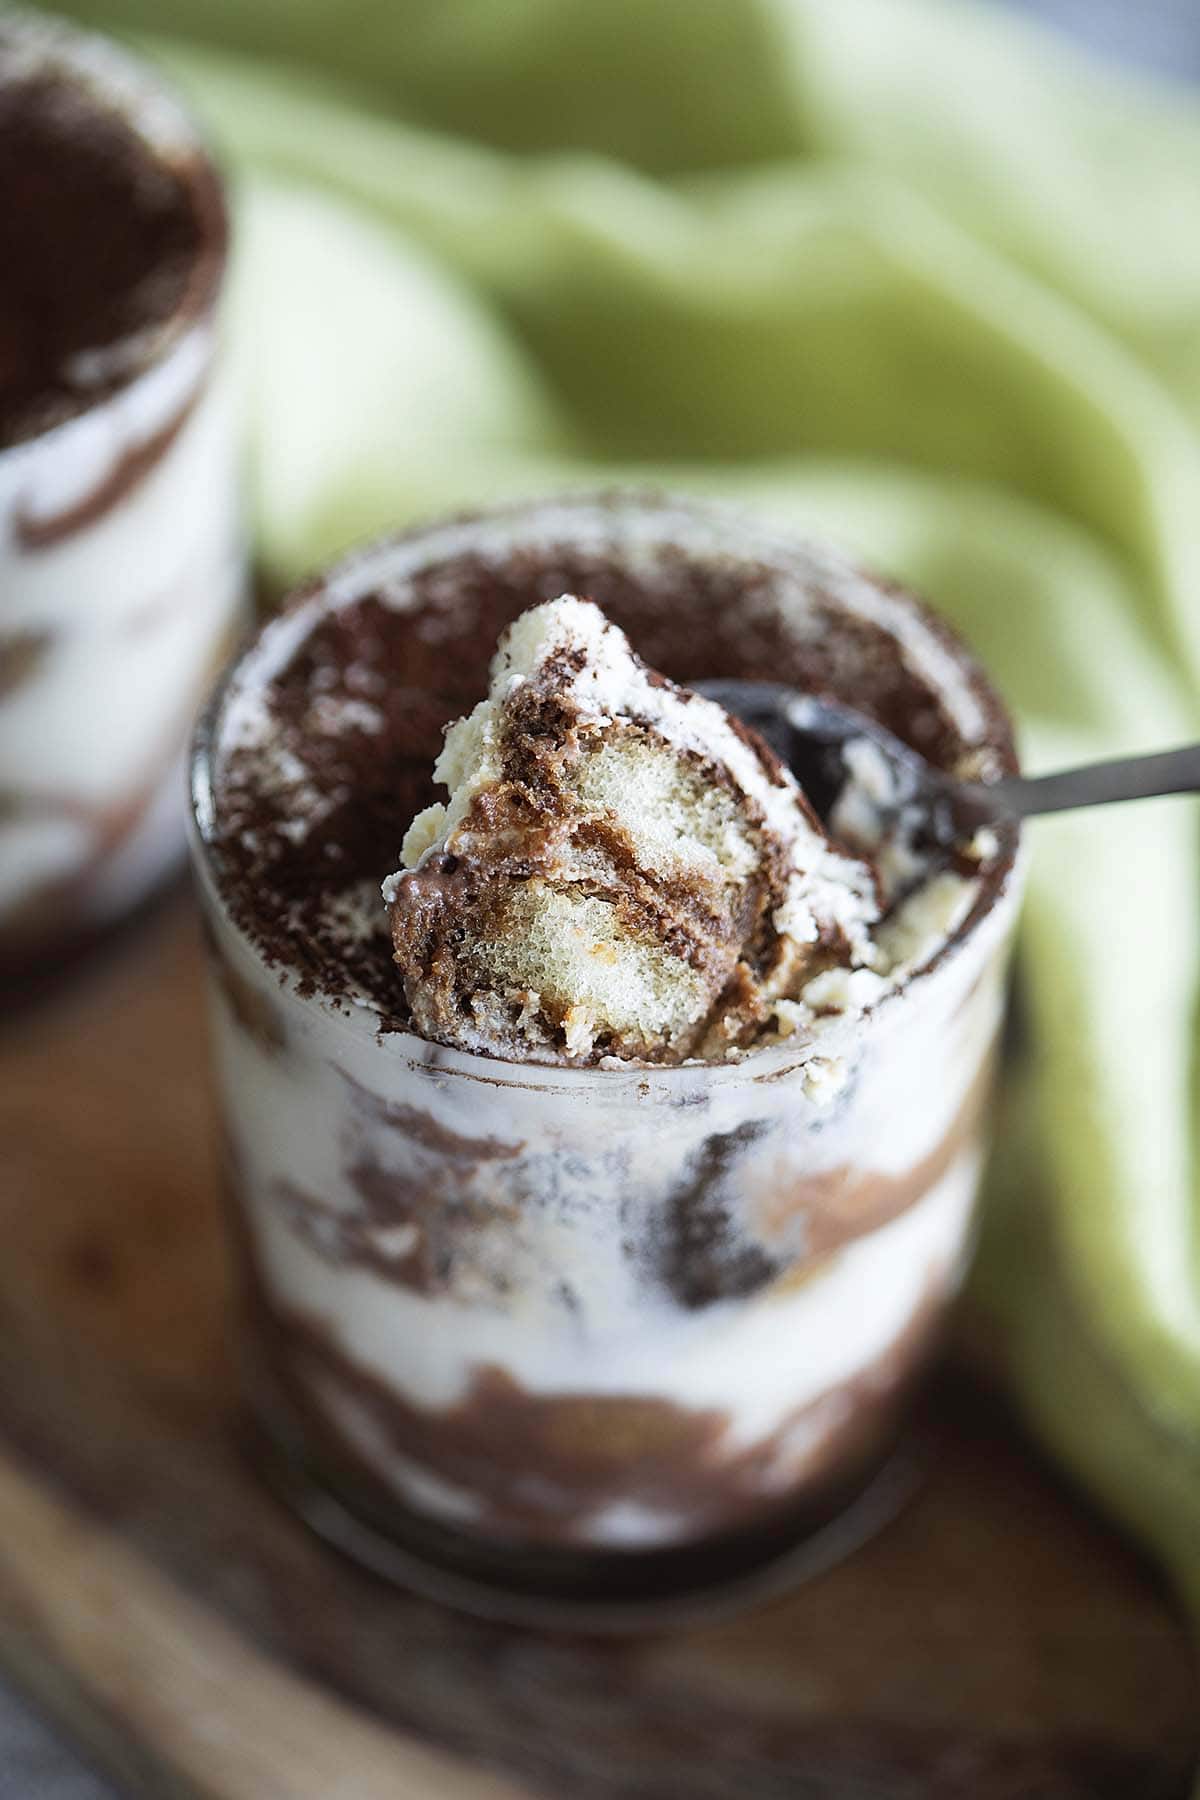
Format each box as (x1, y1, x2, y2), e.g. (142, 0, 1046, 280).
(0, 889, 1196, 1800)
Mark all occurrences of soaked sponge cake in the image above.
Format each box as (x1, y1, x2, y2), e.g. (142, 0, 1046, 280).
(385, 596, 879, 1064)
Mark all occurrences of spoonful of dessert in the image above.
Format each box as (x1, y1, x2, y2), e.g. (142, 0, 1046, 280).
(695, 679, 1200, 849)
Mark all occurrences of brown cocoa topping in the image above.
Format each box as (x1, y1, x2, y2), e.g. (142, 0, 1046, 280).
(206, 501, 1019, 1033)
(0, 39, 224, 449)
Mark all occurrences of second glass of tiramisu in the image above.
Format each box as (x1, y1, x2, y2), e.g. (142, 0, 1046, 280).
(0, 14, 242, 976)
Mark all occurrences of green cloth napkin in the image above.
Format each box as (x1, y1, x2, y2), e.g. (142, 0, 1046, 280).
(47, 0, 1200, 1655)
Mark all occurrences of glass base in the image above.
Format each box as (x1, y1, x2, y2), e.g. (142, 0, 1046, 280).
(246, 1404, 925, 1633)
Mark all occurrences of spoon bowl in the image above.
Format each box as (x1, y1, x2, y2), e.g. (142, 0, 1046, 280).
(694, 679, 1200, 838)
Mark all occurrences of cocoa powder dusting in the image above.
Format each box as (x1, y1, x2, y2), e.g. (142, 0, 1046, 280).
(0, 41, 222, 447)
(207, 505, 1017, 1032)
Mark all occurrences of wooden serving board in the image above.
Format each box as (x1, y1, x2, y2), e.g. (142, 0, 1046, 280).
(1, 889, 1196, 1800)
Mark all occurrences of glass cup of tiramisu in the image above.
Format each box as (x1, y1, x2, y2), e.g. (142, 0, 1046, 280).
(0, 14, 242, 975)
(190, 495, 1024, 1621)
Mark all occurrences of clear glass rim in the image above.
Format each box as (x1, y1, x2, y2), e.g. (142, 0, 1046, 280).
(189, 492, 1026, 1094)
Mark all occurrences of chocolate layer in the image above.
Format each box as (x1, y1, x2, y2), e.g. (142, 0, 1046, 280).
(13, 381, 203, 548)
(0, 603, 241, 983)
(248, 1278, 945, 1551)
(0, 774, 168, 981)
(0, 629, 51, 699)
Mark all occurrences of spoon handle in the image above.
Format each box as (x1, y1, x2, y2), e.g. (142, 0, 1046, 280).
(979, 743, 1200, 822)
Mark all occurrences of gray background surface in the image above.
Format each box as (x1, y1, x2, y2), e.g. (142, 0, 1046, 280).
(2, 1, 1195, 1793)
(1007, 0, 1200, 82)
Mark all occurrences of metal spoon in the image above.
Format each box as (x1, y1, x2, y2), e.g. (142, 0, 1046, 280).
(694, 679, 1200, 845)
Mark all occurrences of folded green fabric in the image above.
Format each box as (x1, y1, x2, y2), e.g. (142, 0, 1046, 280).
(50, 0, 1200, 1665)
